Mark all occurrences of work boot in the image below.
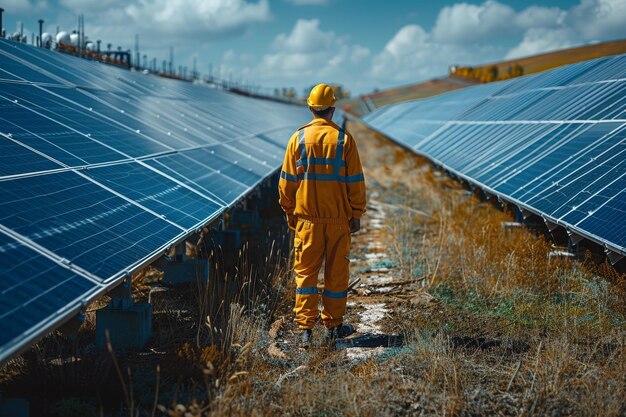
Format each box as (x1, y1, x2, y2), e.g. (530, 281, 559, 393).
(326, 323, 355, 342)
(299, 329, 313, 349)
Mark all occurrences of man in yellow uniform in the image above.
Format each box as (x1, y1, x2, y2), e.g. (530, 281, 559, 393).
(278, 83, 366, 347)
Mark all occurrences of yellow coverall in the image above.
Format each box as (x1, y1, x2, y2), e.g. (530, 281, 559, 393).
(278, 118, 366, 329)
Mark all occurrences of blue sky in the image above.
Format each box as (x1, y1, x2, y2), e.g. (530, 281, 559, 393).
(2, 0, 626, 95)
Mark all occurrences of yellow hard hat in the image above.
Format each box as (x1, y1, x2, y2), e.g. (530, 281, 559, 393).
(307, 83, 336, 110)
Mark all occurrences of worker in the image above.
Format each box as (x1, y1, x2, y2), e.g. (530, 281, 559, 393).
(278, 83, 367, 348)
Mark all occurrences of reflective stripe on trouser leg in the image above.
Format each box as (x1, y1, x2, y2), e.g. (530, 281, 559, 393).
(293, 219, 325, 329)
(321, 223, 351, 329)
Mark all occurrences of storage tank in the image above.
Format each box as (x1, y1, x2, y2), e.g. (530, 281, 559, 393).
(56, 31, 70, 45)
(41, 32, 53, 48)
(69, 32, 78, 46)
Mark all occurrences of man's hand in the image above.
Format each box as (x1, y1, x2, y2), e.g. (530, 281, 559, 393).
(349, 217, 360, 234)
(286, 214, 298, 230)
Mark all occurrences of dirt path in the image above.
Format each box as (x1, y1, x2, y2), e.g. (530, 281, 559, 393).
(337, 120, 435, 360)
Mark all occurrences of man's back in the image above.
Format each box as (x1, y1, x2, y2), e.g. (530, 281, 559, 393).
(278, 117, 366, 222)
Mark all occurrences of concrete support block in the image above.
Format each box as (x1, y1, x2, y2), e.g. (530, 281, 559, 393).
(231, 210, 260, 228)
(259, 193, 277, 210)
(162, 258, 209, 286)
(514, 207, 524, 223)
(501, 221, 523, 231)
(0, 398, 29, 417)
(269, 173, 280, 189)
(210, 229, 241, 252)
(96, 300, 152, 350)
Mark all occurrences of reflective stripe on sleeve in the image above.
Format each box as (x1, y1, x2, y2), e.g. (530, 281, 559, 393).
(345, 173, 365, 183)
(280, 171, 298, 182)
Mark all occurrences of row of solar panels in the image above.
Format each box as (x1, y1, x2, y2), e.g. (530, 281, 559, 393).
(0, 38, 309, 362)
(364, 53, 626, 259)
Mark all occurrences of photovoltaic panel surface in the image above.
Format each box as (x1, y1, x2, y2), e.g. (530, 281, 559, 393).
(0, 170, 185, 280)
(363, 53, 626, 256)
(0, 229, 101, 360)
(0, 38, 309, 362)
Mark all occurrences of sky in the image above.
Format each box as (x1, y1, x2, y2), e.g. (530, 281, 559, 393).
(2, 0, 626, 96)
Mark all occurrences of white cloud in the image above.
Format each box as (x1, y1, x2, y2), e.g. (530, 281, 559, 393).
(261, 19, 369, 81)
(219, 18, 370, 94)
(284, 0, 329, 5)
(515, 5, 564, 29)
(271, 18, 336, 52)
(432, 1, 570, 45)
(506, 0, 626, 59)
(125, 0, 270, 36)
(371, 24, 502, 82)
(505, 27, 575, 59)
(566, 0, 626, 40)
(52, 0, 270, 53)
(59, 0, 124, 12)
(432, 1, 517, 44)
(2, 0, 47, 14)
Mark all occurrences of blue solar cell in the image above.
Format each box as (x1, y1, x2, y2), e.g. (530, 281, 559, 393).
(364, 53, 626, 254)
(0, 102, 127, 166)
(567, 54, 626, 84)
(0, 39, 114, 89)
(0, 231, 98, 356)
(582, 81, 626, 120)
(468, 124, 554, 181)
(86, 90, 232, 148)
(49, 87, 199, 150)
(233, 139, 283, 166)
(516, 123, 621, 201)
(84, 162, 222, 229)
(552, 128, 626, 224)
(0, 45, 63, 84)
(144, 153, 249, 206)
(0, 83, 172, 159)
(249, 132, 293, 155)
(573, 188, 626, 249)
(197, 147, 265, 186)
(0, 171, 183, 281)
(0, 134, 61, 176)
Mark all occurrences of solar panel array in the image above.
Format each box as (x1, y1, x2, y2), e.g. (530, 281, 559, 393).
(364, 54, 626, 258)
(0, 38, 308, 362)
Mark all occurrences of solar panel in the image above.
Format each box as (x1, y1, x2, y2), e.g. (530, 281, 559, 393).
(0, 228, 102, 361)
(0, 170, 185, 280)
(363, 53, 626, 257)
(0, 38, 309, 361)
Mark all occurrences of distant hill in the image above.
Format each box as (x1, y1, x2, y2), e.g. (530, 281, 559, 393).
(475, 38, 626, 80)
(340, 77, 476, 117)
(341, 38, 626, 117)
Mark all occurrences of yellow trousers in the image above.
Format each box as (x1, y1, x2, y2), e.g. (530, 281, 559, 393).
(293, 219, 350, 329)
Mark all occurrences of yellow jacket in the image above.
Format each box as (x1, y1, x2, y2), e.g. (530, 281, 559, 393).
(279, 118, 366, 222)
